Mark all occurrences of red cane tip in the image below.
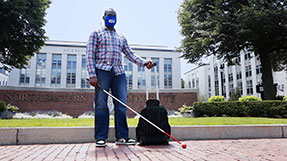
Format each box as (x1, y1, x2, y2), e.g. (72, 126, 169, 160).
(182, 144, 187, 149)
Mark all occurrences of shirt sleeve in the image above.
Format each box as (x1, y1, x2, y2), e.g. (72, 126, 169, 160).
(122, 36, 145, 67)
(86, 31, 98, 79)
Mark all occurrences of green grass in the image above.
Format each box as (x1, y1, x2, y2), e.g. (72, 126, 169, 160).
(1, 117, 287, 127)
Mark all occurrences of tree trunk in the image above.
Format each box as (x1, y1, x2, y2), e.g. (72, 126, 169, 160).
(258, 51, 276, 100)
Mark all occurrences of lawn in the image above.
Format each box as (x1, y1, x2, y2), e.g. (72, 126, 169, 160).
(0, 117, 287, 127)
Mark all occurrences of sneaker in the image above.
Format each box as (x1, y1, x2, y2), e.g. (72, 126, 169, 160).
(115, 138, 136, 145)
(96, 140, 106, 147)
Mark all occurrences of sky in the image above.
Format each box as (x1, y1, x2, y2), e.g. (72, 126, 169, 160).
(44, 0, 196, 76)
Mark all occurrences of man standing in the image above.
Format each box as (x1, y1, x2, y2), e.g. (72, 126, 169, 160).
(86, 8, 155, 147)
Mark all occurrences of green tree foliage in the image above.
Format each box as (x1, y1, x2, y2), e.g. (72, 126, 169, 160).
(0, 0, 51, 68)
(178, 0, 287, 100)
(228, 87, 241, 101)
(207, 96, 225, 102)
(0, 101, 6, 113)
(239, 95, 262, 102)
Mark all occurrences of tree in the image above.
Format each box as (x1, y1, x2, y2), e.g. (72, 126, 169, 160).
(228, 87, 241, 101)
(178, 0, 287, 100)
(0, 0, 51, 69)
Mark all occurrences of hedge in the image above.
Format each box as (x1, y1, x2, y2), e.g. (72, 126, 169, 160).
(193, 101, 287, 118)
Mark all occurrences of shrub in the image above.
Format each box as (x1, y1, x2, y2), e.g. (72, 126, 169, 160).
(178, 105, 193, 115)
(284, 96, 287, 101)
(267, 103, 287, 118)
(6, 105, 19, 113)
(0, 101, 6, 113)
(193, 102, 247, 117)
(275, 95, 284, 100)
(208, 96, 225, 102)
(0, 110, 14, 119)
(193, 100, 287, 118)
(239, 96, 262, 102)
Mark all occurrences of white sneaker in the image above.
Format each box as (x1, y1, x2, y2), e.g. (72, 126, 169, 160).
(115, 138, 136, 145)
(96, 140, 106, 147)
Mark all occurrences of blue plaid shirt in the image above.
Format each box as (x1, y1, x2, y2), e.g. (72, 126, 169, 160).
(86, 27, 145, 79)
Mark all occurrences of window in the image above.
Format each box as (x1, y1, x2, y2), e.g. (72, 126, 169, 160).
(228, 73, 233, 82)
(222, 73, 225, 83)
(229, 84, 234, 95)
(51, 54, 62, 87)
(245, 52, 251, 60)
(237, 81, 243, 95)
(151, 58, 159, 88)
(137, 57, 146, 89)
(245, 65, 252, 77)
(19, 62, 31, 85)
(256, 64, 262, 74)
(208, 75, 211, 91)
(228, 67, 233, 82)
(247, 80, 253, 95)
(124, 57, 133, 89)
(215, 80, 219, 95)
(236, 72, 242, 80)
(35, 53, 47, 86)
(164, 58, 172, 88)
(235, 57, 241, 63)
(196, 77, 199, 88)
(81, 55, 90, 88)
(66, 54, 77, 87)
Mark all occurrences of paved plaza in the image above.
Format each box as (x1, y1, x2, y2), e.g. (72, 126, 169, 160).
(1, 138, 287, 161)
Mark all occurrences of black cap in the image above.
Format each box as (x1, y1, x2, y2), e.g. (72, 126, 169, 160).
(104, 8, 117, 17)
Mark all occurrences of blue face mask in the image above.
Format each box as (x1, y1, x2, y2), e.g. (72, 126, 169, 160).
(105, 15, 117, 27)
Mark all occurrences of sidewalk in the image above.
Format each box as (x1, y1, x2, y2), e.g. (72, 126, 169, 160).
(1, 138, 287, 161)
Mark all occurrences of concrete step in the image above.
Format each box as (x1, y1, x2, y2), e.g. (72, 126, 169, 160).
(1, 125, 287, 145)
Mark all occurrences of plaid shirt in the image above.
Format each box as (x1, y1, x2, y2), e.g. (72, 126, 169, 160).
(86, 27, 145, 79)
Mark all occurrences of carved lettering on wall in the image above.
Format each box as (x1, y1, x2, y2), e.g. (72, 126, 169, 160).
(6, 93, 87, 103)
(127, 94, 175, 103)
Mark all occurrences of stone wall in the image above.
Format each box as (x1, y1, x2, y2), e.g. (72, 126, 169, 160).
(0, 87, 197, 118)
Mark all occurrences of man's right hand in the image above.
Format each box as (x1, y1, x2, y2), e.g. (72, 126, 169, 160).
(89, 77, 99, 87)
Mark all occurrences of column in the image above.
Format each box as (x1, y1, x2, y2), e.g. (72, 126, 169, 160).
(29, 55, 37, 87)
(251, 54, 258, 96)
(132, 63, 138, 89)
(145, 57, 151, 90)
(172, 56, 181, 89)
(45, 53, 52, 87)
(224, 63, 229, 99)
(240, 51, 247, 96)
(61, 54, 67, 88)
(159, 57, 164, 89)
(232, 65, 237, 88)
(76, 54, 82, 88)
(209, 55, 216, 96)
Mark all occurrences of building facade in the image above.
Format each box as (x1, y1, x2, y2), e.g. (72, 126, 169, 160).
(8, 40, 182, 90)
(183, 50, 287, 100)
(0, 63, 10, 86)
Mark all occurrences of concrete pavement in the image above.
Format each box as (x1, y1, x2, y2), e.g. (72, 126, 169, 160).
(1, 138, 287, 161)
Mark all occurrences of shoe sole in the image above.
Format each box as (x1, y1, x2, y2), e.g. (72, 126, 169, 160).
(115, 142, 136, 145)
(96, 143, 106, 147)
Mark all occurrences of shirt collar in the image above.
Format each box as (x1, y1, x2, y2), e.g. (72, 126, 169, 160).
(104, 26, 116, 32)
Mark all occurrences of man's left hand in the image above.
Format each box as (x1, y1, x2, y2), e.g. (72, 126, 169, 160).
(144, 61, 156, 69)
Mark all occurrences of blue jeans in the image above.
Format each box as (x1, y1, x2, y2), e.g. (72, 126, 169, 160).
(94, 68, 129, 141)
